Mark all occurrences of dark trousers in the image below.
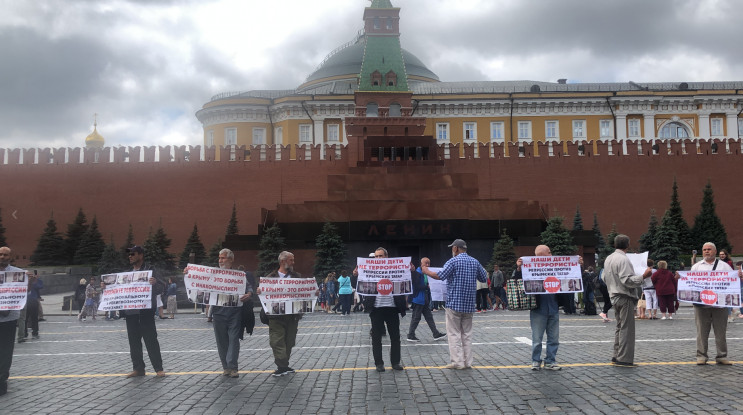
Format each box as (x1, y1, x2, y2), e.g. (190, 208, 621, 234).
(476, 289, 490, 310)
(370, 307, 401, 366)
(0, 320, 16, 392)
(599, 284, 613, 314)
(25, 299, 39, 336)
(125, 312, 163, 372)
(268, 315, 299, 368)
(213, 311, 242, 371)
(339, 294, 352, 315)
(408, 303, 441, 338)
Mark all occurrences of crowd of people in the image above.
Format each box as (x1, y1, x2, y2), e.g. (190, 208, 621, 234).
(1, 236, 742, 397)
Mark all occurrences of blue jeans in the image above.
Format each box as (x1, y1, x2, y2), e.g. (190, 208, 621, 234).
(530, 310, 559, 364)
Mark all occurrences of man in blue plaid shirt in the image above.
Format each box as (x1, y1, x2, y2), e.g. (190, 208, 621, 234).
(422, 239, 487, 369)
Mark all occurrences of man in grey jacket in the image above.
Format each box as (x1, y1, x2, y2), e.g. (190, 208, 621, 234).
(0, 246, 24, 396)
(603, 235, 652, 367)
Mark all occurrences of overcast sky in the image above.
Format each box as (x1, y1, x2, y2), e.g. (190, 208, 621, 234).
(1, 0, 741, 150)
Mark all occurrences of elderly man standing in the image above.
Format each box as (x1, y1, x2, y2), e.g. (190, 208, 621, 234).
(258, 251, 305, 377)
(0, 246, 24, 396)
(422, 239, 487, 369)
(603, 234, 652, 367)
(123, 245, 165, 378)
(684, 242, 742, 365)
(205, 249, 253, 377)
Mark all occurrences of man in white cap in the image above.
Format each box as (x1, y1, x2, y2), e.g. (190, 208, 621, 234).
(421, 239, 487, 369)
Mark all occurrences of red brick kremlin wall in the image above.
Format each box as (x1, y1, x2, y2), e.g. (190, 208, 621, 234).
(1, 139, 741, 272)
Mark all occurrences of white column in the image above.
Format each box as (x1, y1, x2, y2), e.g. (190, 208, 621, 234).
(698, 114, 710, 139)
(314, 119, 324, 159)
(616, 115, 627, 141)
(726, 113, 739, 138)
(643, 114, 655, 140)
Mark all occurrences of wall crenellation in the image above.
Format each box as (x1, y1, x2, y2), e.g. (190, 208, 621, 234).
(0, 138, 740, 166)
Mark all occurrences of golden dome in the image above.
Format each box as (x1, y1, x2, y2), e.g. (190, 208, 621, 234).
(85, 124, 105, 148)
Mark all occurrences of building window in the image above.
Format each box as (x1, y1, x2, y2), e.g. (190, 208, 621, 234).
(299, 124, 312, 142)
(206, 130, 214, 147)
(463, 122, 476, 140)
(389, 103, 401, 117)
(572, 120, 586, 140)
(386, 18, 392, 30)
(490, 122, 504, 141)
(274, 127, 283, 145)
(366, 103, 378, 117)
(739, 118, 743, 137)
(545, 121, 558, 141)
(252, 128, 265, 145)
(518, 121, 531, 140)
(600, 120, 613, 138)
(436, 123, 449, 141)
(225, 128, 237, 146)
(628, 119, 640, 138)
(659, 122, 690, 139)
(374, 18, 380, 30)
(327, 124, 339, 141)
(711, 118, 722, 137)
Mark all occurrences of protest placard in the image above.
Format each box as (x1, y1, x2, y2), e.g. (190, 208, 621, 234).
(677, 270, 741, 308)
(98, 271, 153, 311)
(184, 264, 247, 307)
(355, 256, 412, 296)
(520, 256, 582, 294)
(0, 271, 28, 311)
(427, 267, 447, 302)
(259, 277, 318, 315)
(626, 252, 649, 277)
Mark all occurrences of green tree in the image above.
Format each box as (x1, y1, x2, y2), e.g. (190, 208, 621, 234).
(179, 224, 207, 268)
(598, 223, 618, 267)
(592, 212, 606, 260)
(667, 178, 692, 252)
(143, 225, 176, 274)
(74, 216, 105, 264)
(30, 213, 66, 265)
(540, 216, 576, 255)
(0, 208, 7, 247)
(64, 208, 88, 264)
(690, 181, 731, 252)
(257, 223, 286, 277)
(121, 224, 134, 262)
(313, 222, 346, 283)
(226, 203, 239, 236)
(572, 205, 583, 231)
(653, 210, 682, 271)
(638, 209, 659, 255)
(486, 229, 518, 278)
(206, 239, 223, 267)
(98, 237, 127, 275)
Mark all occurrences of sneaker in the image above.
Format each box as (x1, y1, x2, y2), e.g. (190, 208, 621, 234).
(82, 317, 87, 321)
(531, 361, 541, 371)
(155, 371, 166, 377)
(661, 316, 667, 320)
(543, 363, 561, 371)
(32, 334, 39, 339)
(285, 367, 295, 374)
(669, 316, 673, 320)
(697, 358, 708, 365)
(228, 370, 240, 378)
(17, 338, 25, 344)
(433, 332, 447, 341)
(716, 359, 733, 365)
(272, 368, 289, 377)
(612, 361, 638, 368)
(38, 318, 46, 322)
(444, 363, 464, 370)
(406, 336, 421, 343)
(392, 364, 404, 371)
(125, 370, 145, 378)
(728, 317, 735, 323)
(375, 365, 385, 372)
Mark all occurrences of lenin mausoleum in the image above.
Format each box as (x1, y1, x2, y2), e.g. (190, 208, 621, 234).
(2, 0, 743, 273)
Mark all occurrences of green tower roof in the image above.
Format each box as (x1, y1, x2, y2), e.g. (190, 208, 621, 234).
(370, 0, 395, 9)
(358, 35, 409, 91)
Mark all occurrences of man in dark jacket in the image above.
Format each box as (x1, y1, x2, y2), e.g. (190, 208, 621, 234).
(359, 247, 408, 373)
(406, 257, 446, 343)
(123, 245, 165, 378)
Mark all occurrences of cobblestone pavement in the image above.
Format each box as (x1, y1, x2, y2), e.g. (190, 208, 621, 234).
(3, 306, 743, 414)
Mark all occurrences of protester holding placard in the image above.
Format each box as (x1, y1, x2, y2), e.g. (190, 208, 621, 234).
(422, 239, 487, 370)
(0, 246, 25, 396)
(603, 235, 653, 368)
(122, 245, 165, 378)
(678, 242, 742, 365)
(356, 247, 409, 373)
(256, 251, 309, 377)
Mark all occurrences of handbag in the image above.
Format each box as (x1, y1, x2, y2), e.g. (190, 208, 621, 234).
(506, 279, 537, 311)
(637, 292, 646, 309)
(259, 308, 269, 324)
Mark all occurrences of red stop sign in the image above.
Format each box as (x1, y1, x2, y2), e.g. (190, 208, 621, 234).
(543, 276, 560, 293)
(700, 289, 717, 305)
(377, 279, 393, 295)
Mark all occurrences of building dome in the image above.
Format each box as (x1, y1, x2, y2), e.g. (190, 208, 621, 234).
(297, 37, 439, 91)
(85, 125, 105, 148)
